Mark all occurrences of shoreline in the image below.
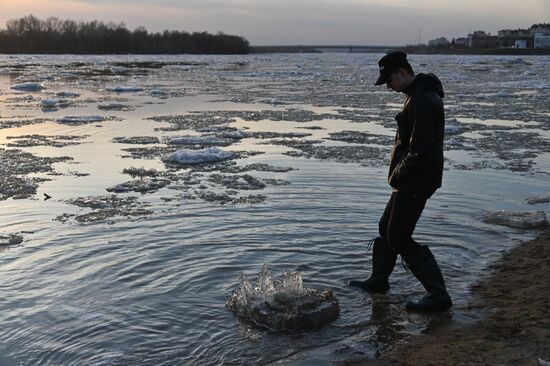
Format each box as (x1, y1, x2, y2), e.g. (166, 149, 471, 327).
(356, 228, 550, 365)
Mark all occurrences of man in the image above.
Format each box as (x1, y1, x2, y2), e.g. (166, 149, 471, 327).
(347, 52, 452, 312)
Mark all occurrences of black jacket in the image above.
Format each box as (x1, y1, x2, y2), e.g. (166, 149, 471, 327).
(388, 73, 445, 193)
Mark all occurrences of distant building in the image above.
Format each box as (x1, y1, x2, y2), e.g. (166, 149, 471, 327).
(498, 28, 533, 48)
(468, 31, 499, 48)
(428, 37, 450, 47)
(515, 39, 527, 48)
(455, 37, 468, 46)
(534, 32, 550, 48)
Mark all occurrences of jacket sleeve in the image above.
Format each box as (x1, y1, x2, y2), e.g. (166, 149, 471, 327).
(389, 93, 435, 186)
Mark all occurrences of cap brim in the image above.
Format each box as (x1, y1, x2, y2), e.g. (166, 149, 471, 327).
(374, 74, 387, 86)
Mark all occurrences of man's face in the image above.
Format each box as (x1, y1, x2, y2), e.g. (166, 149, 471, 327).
(386, 69, 408, 92)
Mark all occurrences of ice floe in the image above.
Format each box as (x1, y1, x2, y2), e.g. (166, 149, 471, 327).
(208, 174, 266, 190)
(57, 195, 152, 223)
(6, 134, 88, 148)
(56, 115, 105, 124)
(226, 264, 339, 331)
(55, 91, 80, 98)
(0, 234, 23, 246)
(481, 210, 548, 229)
(10, 82, 45, 92)
(107, 178, 170, 193)
(106, 85, 144, 93)
(112, 136, 159, 144)
(98, 102, 133, 111)
(164, 147, 235, 165)
(168, 135, 232, 146)
(0, 148, 72, 200)
(526, 196, 550, 205)
(0, 117, 51, 130)
(445, 124, 461, 135)
(122, 167, 162, 178)
(41, 98, 58, 108)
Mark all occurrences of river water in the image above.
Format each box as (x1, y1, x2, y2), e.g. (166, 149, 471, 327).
(0, 53, 549, 365)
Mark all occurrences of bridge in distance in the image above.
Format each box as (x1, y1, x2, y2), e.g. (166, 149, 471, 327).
(250, 45, 398, 53)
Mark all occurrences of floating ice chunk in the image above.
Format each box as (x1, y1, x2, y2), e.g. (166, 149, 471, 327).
(56, 115, 105, 124)
(151, 89, 169, 98)
(520, 71, 536, 78)
(482, 210, 548, 229)
(526, 196, 550, 205)
(107, 178, 170, 193)
(98, 102, 132, 111)
(219, 130, 248, 139)
(41, 98, 58, 107)
(168, 135, 228, 146)
(0, 234, 23, 246)
(164, 147, 235, 165)
(110, 66, 129, 73)
(55, 91, 80, 98)
(106, 85, 144, 93)
(225, 264, 339, 331)
(495, 91, 514, 97)
(445, 124, 461, 135)
(11, 82, 45, 92)
(258, 98, 285, 105)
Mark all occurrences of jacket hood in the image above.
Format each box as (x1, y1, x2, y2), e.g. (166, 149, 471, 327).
(405, 73, 444, 98)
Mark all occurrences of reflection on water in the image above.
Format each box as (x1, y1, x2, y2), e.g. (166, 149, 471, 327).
(0, 53, 549, 365)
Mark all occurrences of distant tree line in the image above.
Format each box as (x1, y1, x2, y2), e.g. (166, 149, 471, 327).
(0, 15, 249, 54)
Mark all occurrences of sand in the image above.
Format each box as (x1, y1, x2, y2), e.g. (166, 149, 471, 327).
(356, 229, 550, 366)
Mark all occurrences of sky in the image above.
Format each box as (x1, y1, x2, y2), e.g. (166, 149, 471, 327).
(0, 0, 548, 46)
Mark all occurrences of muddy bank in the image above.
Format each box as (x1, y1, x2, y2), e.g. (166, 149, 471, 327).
(356, 229, 550, 366)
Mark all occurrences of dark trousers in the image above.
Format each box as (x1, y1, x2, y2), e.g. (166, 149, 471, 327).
(378, 191, 433, 259)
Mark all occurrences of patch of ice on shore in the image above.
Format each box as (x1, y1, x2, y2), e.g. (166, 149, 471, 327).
(106, 86, 144, 93)
(56, 115, 105, 124)
(482, 210, 548, 229)
(11, 82, 45, 92)
(164, 147, 235, 165)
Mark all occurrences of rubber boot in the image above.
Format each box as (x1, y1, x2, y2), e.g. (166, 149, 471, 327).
(403, 246, 452, 312)
(347, 237, 398, 294)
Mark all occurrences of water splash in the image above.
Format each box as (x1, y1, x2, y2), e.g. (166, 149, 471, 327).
(226, 264, 339, 332)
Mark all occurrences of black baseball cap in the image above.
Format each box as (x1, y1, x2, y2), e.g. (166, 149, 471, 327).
(374, 51, 411, 86)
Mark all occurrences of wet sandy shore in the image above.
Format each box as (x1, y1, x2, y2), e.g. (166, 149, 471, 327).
(355, 228, 550, 366)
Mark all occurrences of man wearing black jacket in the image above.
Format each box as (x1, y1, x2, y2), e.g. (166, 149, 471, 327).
(347, 52, 452, 312)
